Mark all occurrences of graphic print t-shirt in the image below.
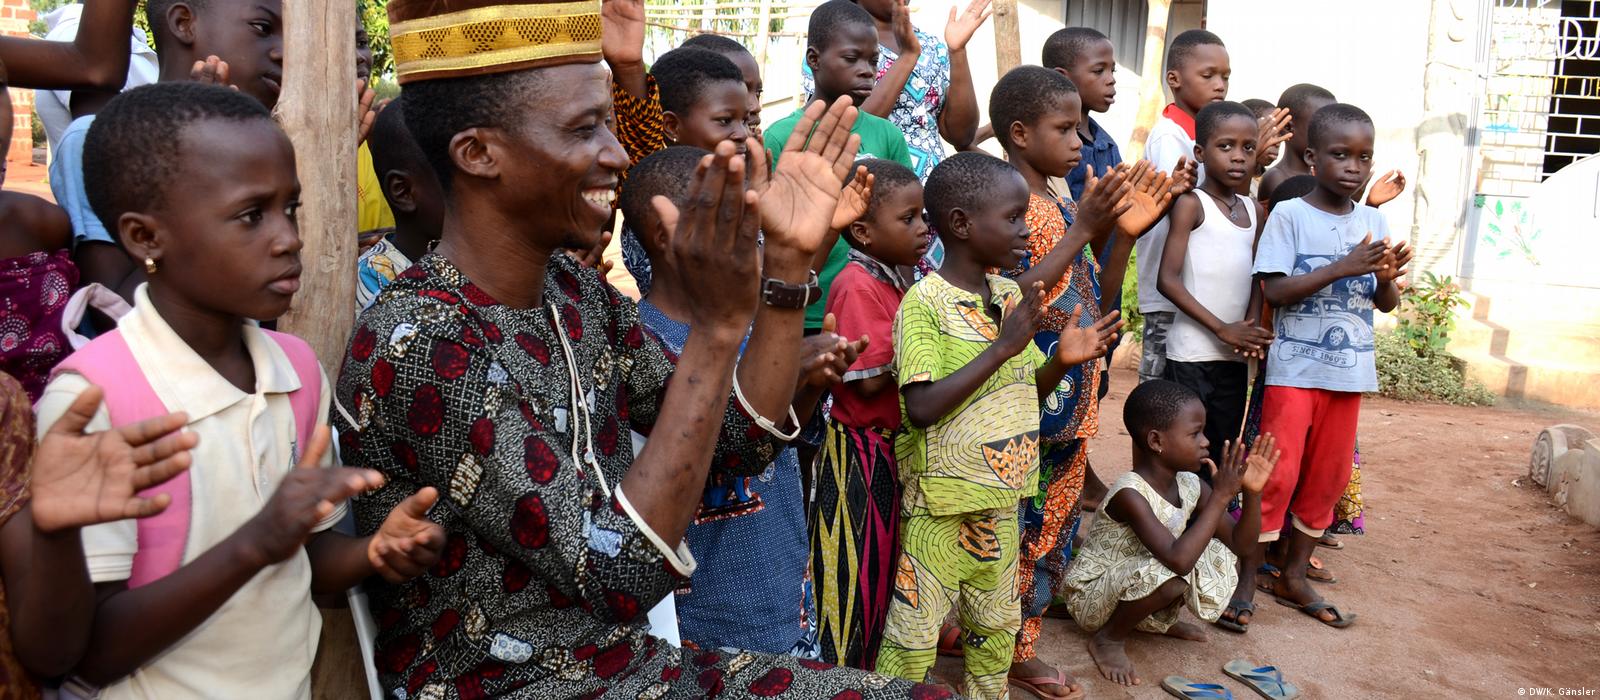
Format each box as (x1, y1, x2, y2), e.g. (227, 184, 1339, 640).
(1253, 197, 1390, 393)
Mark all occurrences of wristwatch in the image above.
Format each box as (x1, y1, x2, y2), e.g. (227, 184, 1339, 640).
(761, 271, 821, 309)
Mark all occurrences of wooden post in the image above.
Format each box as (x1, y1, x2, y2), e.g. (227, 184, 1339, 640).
(275, 4, 362, 697)
(755, 0, 772, 71)
(1126, 0, 1171, 160)
(993, 0, 1020, 76)
(277, 1, 357, 368)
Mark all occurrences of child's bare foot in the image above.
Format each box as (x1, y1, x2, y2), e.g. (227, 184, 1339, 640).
(1009, 657, 1084, 699)
(1087, 632, 1139, 686)
(1159, 621, 1208, 642)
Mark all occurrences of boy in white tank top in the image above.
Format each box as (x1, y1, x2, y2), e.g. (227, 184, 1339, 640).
(1154, 102, 1275, 473)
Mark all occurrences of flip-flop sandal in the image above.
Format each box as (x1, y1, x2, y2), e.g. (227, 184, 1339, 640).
(1259, 562, 1337, 585)
(936, 623, 964, 658)
(1161, 676, 1236, 699)
(1274, 598, 1357, 628)
(1009, 668, 1083, 699)
(1223, 660, 1301, 699)
(1316, 533, 1344, 549)
(1216, 600, 1255, 633)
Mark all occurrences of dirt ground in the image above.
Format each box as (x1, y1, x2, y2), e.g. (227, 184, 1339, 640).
(934, 379, 1600, 699)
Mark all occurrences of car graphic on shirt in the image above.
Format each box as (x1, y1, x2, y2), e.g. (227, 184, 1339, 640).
(1274, 253, 1377, 368)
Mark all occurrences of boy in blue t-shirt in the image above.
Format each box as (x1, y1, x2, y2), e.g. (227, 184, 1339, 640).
(1238, 103, 1411, 630)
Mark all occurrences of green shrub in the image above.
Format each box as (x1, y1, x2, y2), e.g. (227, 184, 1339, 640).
(1395, 271, 1466, 356)
(1375, 331, 1495, 405)
(1120, 249, 1142, 341)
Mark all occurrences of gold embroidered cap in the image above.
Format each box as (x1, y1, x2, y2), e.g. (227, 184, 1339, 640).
(388, 0, 603, 84)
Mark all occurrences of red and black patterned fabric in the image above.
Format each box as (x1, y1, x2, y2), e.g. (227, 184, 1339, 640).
(336, 253, 954, 698)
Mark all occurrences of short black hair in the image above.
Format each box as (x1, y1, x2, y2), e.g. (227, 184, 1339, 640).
(859, 158, 920, 212)
(1124, 379, 1201, 451)
(923, 152, 1018, 234)
(842, 159, 920, 248)
(1269, 174, 1318, 209)
(989, 65, 1079, 151)
(1307, 102, 1373, 150)
(84, 81, 273, 238)
(619, 145, 711, 251)
(1277, 83, 1337, 118)
(682, 34, 752, 59)
(1041, 27, 1109, 72)
(1241, 98, 1274, 120)
(400, 68, 548, 191)
(1166, 29, 1224, 71)
(808, 0, 875, 52)
(368, 101, 430, 183)
(1195, 100, 1256, 147)
(144, 0, 208, 54)
(651, 47, 746, 115)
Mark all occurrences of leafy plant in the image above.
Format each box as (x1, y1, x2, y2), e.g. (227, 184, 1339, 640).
(1394, 271, 1466, 357)
(1375, 332, 1495, 405)
(1120, 250, 1142, 342)
(1479, 196, 1541, 267)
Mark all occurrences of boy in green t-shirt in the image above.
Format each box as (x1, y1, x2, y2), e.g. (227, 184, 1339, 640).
(876, 153, 1120, 699)
(766, 0, 914, 331)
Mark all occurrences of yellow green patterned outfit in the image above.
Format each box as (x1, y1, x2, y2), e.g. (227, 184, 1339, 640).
(877, 272, 1043, 700)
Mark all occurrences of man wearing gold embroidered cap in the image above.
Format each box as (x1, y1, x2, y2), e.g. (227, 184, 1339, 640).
(334, 1, 955, 697)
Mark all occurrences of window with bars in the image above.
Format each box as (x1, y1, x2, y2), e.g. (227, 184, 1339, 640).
(1543, 0, 1600, 176)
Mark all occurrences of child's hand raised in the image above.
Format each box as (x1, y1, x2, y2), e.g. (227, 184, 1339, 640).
(831, 166, 874, 232)
(1241, 433, 1281, 494)
(367, 487, 447, 584)
(1112, 160, 1174, 239)
(239, 426, 385, 569)
(574, 230, 616, 278)
(944, 0, 994, 53)
(189, 56, 235, 91)
(1208, 439, 1248, 497)
(1054, 306, 1122, 366)
(1169, 157, 1199, 196)
(1365, 170, 1407, 207)
(30, 386, 199, 533)
(1332, 232, 1388, 278)
(996, 281, 1046, 358)
(1256, 107, 1293, 170)
(1076, 165, 1134, 237)
(600, 0, 647, 67)
(799, 314, 869, 388)
(1377, 239, 1413, 284)
(747, 97, 862, 257)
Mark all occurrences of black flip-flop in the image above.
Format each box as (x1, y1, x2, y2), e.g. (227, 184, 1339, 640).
(1274, 598, 1357, 628)
(1216, 600, 1254, 633)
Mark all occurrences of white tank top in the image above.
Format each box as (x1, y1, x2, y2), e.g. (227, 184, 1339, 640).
(1166, 191, 1259, 363)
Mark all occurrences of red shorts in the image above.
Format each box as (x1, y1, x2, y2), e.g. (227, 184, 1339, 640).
(1256, 386, 1360, 541)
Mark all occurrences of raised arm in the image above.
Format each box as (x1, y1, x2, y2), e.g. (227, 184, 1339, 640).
(601, 0, 648, 100)
(859, 3, 919, 119)
(1010, 167, 1129, 293)
(732, 98, 864, 436)
(0, 0, 135, 90)
(935, 0, 991, 151)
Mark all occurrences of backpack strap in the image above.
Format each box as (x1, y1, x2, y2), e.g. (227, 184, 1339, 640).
(52, 331, 192, 589)
(263, 330, 322, 453)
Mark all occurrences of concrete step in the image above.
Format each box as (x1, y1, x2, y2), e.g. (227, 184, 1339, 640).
(1447, 319, 1600, 367)
(1454, 347, 1600, 410)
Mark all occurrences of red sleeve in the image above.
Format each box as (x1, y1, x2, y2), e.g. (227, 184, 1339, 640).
(826, 266, 897, 377)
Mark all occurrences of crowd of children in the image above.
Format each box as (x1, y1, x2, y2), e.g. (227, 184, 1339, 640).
(0, 0, 1415, 698)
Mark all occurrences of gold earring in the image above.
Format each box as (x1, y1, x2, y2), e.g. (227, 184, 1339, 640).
(144, 257, 159, 274)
